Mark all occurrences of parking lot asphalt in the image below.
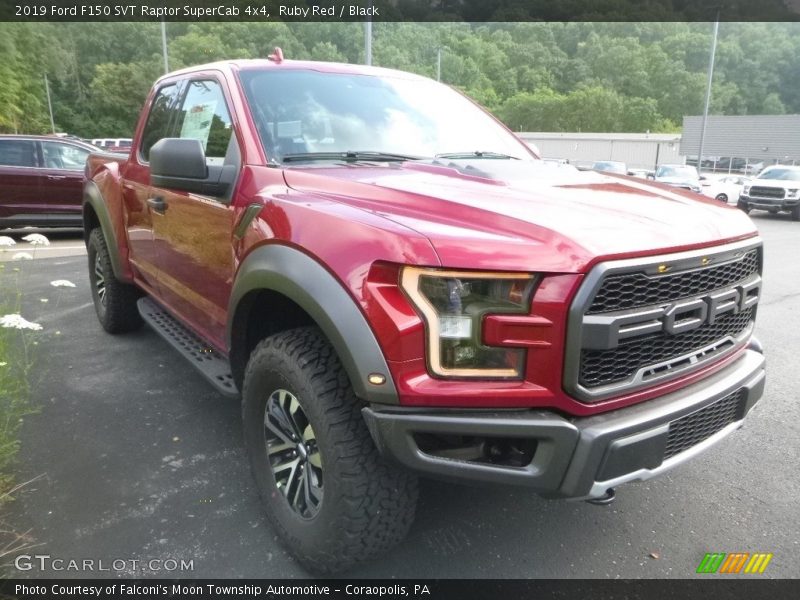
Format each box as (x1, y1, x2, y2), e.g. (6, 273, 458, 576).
(3, 213, 799, 579)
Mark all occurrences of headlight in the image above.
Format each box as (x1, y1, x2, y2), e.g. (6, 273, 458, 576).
(401, 267, 536, 378)
(743, 185, 751, 195)
(787, 189, 799, 198)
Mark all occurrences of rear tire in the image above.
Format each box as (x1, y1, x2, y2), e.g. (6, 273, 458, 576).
(87, 228, 143, 333)
(737, 200, 751, 214)
(242, 327, 418, 574)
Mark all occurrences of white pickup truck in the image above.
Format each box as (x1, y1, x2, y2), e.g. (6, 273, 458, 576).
(738, 165, 800, 220)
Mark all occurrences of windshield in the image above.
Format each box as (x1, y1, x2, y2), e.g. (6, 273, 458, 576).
(656, 165, 699, 179)
(593, 161, 626, 174)
(757, 167, 800, 181)
(239, 68, 534, 163)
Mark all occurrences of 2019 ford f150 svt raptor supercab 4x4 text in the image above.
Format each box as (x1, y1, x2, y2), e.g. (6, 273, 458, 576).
(83, 52, 766, 574)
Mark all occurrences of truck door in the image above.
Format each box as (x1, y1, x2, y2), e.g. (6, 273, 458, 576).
(148, 77, 237, 349)
(123, 82, 182, 294)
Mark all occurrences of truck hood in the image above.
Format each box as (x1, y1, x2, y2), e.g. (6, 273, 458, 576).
(748, 178, 798, 189)
(282, 160, 758, 272)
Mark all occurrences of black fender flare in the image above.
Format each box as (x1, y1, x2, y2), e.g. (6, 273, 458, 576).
(83, 181, 129, 282)
(228, 244, 399, 405)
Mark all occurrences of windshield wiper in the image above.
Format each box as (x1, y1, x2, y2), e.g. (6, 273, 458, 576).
(435, 151, 521, 160)
(281, 151, 423, 164)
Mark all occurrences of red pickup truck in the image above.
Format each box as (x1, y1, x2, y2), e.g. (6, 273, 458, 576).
(83, 53, 766, 574)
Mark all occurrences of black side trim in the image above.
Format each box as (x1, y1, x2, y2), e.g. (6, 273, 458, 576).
(227, 244, 399, 404)
(139, 297, 238, 398)
(83, 181, 128, 282)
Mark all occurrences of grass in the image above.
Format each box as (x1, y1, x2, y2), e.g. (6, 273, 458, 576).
(0, 250, 44, 563)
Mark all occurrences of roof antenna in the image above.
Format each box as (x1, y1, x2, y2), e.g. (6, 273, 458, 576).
(268, 47, 284, 63)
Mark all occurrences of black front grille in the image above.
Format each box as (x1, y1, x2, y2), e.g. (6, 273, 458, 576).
(580, 308, 753, 388)
(664, 390, 743, 459)
(749, 186, 785, 200)
(589, 250, 760, 314)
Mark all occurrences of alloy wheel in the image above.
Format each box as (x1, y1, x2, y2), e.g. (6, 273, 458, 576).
(94, 252, 107, 306)
(263, 389, 323, 519)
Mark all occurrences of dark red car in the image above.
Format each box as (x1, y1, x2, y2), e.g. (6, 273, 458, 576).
(0, 134, 98, 228)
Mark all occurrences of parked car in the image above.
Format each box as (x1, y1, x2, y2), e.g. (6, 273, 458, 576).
(84, 54, 765, 573)
(90, 138, 133, 154)
(592, 160, 627, 174)
(701, 174, 751, 204)
(627, 168, 655, 179)
(738, 165, 800, 220)
(652, 164, 702, 193)
(0, 134, 98, 227)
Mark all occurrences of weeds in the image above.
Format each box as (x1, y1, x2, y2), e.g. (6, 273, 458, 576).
(0, 236, 45, 506)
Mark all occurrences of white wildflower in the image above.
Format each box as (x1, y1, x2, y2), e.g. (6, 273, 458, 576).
(0, 314, 43, 331)
(0, 362, 7, 367)
(12, 252, 33, 260)
(40, 298, 49, 303)
(0, 236, 16, 247)
(50, 279, 76, 288)
(22, 233, 50, 246)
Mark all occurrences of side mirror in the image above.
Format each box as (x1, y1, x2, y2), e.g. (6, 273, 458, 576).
(150, 138, 230, 196)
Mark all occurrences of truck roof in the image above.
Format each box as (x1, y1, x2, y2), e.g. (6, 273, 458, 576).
(155, 58, 430, 85)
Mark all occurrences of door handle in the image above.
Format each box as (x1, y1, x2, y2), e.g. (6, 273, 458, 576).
(47, 175, 67, 180)
(146, 196, 168, 214)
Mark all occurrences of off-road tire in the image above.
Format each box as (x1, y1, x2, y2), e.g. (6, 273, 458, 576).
(737, 200, 751, 214)
(87, 228, 143, 333)
(791, 205, 800, 221)
(242, 327, 418, 574)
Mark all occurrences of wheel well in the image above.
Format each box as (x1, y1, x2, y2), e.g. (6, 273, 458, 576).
(83, 203, 100, 245)
(229, 289, 316, 389)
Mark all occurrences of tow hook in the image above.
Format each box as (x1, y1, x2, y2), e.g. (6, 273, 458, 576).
(586, 488, 616, 506)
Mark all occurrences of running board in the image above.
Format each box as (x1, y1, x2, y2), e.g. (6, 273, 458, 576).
(137, 297, 238, 398)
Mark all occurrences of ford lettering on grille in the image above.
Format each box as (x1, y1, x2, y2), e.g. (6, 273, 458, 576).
(582, 278, 761, 351)
(564, 241, 763, 402)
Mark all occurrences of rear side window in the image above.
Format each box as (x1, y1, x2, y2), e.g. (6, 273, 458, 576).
(0, 140, 37, 167)
(140, 84, 181, 161)
(175, 80, 234, 163)
(41, 141, 90, 170)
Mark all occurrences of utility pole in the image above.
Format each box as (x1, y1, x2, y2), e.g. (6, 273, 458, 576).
(697, 16, 720, 174)
(364, 0, 373, 65)
(365, 21, 372, 65)
(44, 74, 55, 134)
(161, 20, 169, 73)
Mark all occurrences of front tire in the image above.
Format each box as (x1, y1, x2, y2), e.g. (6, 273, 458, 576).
(242, 327, 418, 574)
(791, 205, 800, 221)
(87, 228, 143, 333)
(715, 193, 728, 203)
(737, 200, 751, 214)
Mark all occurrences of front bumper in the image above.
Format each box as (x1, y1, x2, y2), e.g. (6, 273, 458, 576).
(363, 347, 765, 500)
(741, 194, 800, 211)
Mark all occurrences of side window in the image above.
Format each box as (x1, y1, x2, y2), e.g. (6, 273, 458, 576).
(41, 142, 90, 171)
(0, 140, 37, 167)
(140, 84, 181, 161)
(175, 80, 234, 164)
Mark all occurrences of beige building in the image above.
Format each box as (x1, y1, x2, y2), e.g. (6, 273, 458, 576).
(517, 132, 683, 170)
